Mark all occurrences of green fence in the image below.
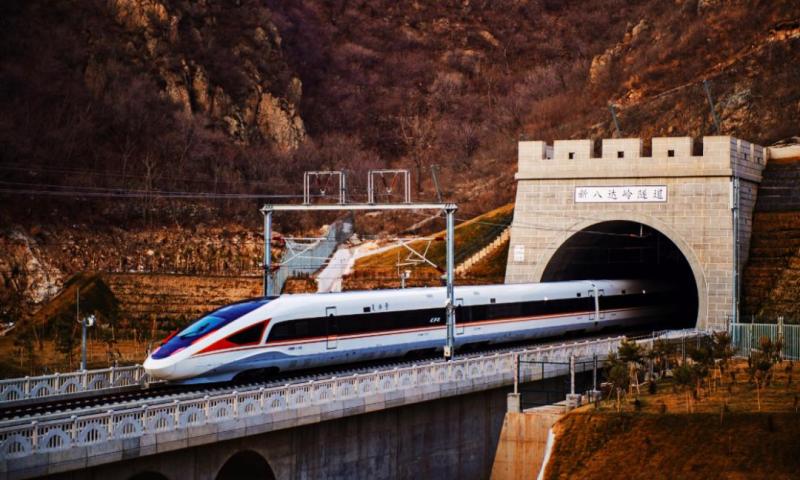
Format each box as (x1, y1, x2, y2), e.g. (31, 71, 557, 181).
(730, 323, 800, 360)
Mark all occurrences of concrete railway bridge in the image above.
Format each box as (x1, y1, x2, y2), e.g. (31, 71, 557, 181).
(0, 336, 649, 479)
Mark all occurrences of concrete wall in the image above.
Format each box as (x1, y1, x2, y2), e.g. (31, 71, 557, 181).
(42, 388, 510, 480)
(490, 407, 563, 480)
(506, 136, 765, 330)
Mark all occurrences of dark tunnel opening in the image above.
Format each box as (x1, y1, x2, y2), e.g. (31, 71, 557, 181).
(541, 221, 698, 329)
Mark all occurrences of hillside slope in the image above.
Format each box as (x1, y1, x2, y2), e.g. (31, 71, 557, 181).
(544, 359, 800, 480)
(1, 0, 799, 327)
(269, 0, 800, 210)
(546, 412, 800, 480)
(343, 204, 513, 289)
(2, 1, 798, 223)
(0, 0, 306, 226)
(742, 156, 800, 322)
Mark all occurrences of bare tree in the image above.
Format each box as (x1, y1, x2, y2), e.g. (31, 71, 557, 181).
(398, 113, 436, 193)
(140, 152, 160, 223)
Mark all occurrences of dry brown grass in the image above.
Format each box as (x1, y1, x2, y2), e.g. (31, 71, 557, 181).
(282, 276, 318, 293)
(594, 359, 800, 415)
(344, 204, 513, 290)
(545, 359, 800, 480)
(0, 335, 146, 377)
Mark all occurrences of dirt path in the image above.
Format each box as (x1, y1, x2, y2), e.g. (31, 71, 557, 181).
(316, 240, 396, 293)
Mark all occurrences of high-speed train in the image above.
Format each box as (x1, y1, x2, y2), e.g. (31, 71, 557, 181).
(143, 279, 673, 383)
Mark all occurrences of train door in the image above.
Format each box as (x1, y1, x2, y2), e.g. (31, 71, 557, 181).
(590, 288, 605, 323)
(597, 290, 605, 320)
(455, 298, 465, 335)
(326, 306, 338, 349)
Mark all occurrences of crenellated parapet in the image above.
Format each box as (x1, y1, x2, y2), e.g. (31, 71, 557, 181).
(517, 136, 766, 182)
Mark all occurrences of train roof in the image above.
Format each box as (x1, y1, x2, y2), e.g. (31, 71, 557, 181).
(273, 279, 666, 306)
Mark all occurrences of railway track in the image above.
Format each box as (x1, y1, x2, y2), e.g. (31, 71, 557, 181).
(0, 331, 664, 426)
(0, 327, 695, 424)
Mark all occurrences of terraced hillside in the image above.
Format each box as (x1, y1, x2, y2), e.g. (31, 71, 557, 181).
(103, 273, 263, 334)
(1, 273, 263, 375)
(343, 204, 513, 289)
(742, 156, 800, 322)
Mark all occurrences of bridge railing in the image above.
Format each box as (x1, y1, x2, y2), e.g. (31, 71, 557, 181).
(0, 336, 627, 460)
(0, 331, 707, 462)
(0, 365, 149, 404)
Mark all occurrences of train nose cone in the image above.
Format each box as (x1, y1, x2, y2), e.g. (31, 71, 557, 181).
(143, 357, 177, 380)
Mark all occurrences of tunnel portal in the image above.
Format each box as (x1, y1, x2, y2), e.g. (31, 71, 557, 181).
(505, 136, 767, 330)
(541, 221, 698, 328)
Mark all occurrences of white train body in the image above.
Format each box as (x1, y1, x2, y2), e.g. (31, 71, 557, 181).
(143, 280, 672, 383)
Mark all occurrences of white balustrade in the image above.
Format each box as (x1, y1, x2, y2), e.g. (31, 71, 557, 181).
(0, 365, 150, 404)
(0, 333, 701, 461)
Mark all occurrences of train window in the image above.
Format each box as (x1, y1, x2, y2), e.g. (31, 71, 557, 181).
(227, 322, 265, 345)
(490, 298, 496, 304)
(151, 298, 271, 358)
(268, 322, 292, 341)
(175, 299, 270, 341)
(576, 293, 581, 297)
(456, 304, 471, 322)
(601, 292, 666, 309)
(295, 320, 310, 337)
(468, 305, 487, 321)
(363, 307, 371, 313)
(266, 317, 328, 342)
(487, 302, 521, 319)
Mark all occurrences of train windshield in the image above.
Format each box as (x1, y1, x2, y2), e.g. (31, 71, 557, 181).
(151, 299, 270, 359)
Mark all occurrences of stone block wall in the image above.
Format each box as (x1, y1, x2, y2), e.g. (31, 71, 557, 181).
(506, 136, 765, 330)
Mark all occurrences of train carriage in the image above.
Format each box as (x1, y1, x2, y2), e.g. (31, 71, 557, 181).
(143, 279, 674, 383)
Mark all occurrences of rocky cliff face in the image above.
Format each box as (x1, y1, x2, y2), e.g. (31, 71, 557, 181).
(92, 0, 305, 149)
(584, 3, 800, 141)
(0, 0, 308, 226)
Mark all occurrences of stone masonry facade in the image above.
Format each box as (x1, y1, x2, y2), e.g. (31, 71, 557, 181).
(505, 136, 765, 330)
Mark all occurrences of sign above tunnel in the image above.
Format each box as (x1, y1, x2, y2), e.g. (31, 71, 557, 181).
(574, 185, 667, 203)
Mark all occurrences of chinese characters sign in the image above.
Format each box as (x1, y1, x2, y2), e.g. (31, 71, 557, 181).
(574, 185, 667, 203)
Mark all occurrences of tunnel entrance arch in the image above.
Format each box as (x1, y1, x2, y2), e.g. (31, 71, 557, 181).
(540, 220, 700, 328)
(216, 450, 275, 480)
